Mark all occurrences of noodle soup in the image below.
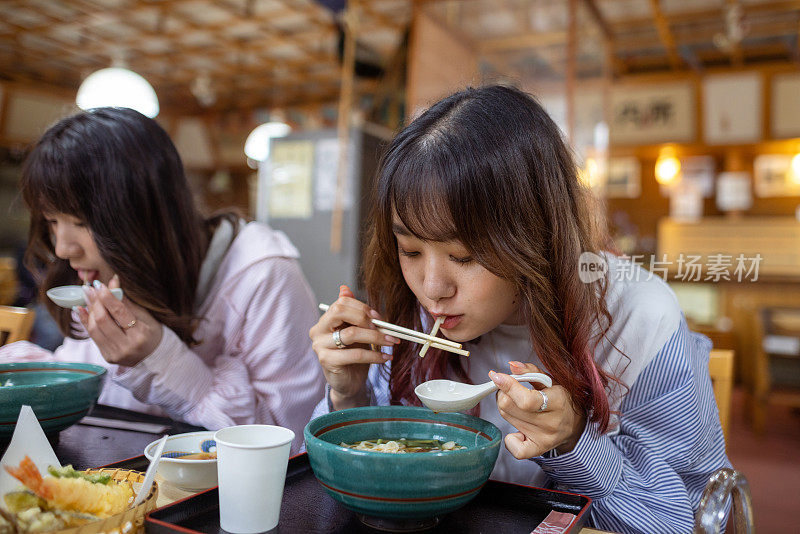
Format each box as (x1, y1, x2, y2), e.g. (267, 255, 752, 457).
(340, 438, 466, 453)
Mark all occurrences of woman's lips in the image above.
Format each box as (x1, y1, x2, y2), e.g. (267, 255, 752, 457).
(437, 315, 463, 330)
(76, 269, 99, 284)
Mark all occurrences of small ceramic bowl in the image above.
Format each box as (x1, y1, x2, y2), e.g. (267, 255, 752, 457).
(144, 431, 217, 491)
(304, 406, 501, 528)
(0, 362, 106, 439)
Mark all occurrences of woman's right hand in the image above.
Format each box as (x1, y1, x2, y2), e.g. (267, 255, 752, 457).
(309, 285, 399, 410)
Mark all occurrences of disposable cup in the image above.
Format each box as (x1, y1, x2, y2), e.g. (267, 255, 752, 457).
(214, 424, 295, 533)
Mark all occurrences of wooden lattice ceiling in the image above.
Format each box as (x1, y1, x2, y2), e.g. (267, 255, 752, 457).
(1, 0, 799, 116)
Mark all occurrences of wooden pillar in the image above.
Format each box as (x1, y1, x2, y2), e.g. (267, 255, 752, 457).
(330, 2, 359, 253)
(566, 0, 577, 145)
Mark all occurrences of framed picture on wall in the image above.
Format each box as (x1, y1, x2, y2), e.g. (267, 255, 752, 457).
(771, 73, 800, 138)
(605, 157, 641, 198)
(703, 73, 763, 145)
(610, 82, 695, 145)
(754, 154, 800, 197)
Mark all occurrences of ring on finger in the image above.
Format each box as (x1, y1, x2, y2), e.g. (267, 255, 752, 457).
(121, 319, 137, 331)
(332, 328, 346, 349)
(536, 390, 549, 412)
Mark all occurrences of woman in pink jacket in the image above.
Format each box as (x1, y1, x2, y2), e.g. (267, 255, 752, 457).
(0, 107, 324, 453)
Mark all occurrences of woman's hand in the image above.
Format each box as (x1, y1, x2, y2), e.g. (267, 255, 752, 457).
(309, 285, 399, 410)
(76, 275, 163, 367)
(491, 361, 586, 459)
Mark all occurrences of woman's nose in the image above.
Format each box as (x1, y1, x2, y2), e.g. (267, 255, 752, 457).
(422, 259, 456, 302)
(52, 227, 81, 259)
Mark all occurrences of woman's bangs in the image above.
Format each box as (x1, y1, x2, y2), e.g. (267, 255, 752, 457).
(390, 160, 458, 242)
(23, 147, 84, 219)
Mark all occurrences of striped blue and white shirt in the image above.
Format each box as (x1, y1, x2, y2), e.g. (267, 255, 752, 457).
(312, 255, 731, 532)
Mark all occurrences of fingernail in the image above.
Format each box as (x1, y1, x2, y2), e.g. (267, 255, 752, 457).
(489, 371, 504, 385)
(72, 306, 80, 313)
(92, 280, 102, 289)
(382, 354, 393, 361)
(385, 335, 400, 344)
(111, 274, 119, 284)
(370, 309, 381, 319)
(82, 286, 93, 300)
(509, 360, 524, 366)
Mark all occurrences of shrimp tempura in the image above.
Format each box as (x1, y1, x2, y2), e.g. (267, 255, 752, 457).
(5, 456, 133, 518)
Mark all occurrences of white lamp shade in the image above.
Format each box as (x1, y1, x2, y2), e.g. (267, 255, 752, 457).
(244, 122, 292, 162)
(76, 67, 160, 118)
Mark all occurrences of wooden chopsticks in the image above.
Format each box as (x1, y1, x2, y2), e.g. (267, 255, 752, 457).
(318, 303, 469, 357)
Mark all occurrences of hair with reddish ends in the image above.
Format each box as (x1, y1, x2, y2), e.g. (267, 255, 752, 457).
(20, 107, 237, 344)
(363, 85, 620, 431)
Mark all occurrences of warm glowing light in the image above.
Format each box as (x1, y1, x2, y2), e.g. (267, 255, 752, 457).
(76, 68, 159, 118)
(244, 122, 292, 162)
(655, 154, 681, 185)
(580, 157, 601, 188)
(791, 153, 800, 185)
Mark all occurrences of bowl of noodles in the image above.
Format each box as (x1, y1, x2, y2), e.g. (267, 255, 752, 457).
(304, 406, 501, 529)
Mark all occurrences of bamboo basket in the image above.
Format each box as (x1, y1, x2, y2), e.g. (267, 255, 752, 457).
(52, 468, 158, 534)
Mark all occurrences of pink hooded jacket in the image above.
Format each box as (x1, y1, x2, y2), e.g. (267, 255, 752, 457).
(0, 222, 325, 454)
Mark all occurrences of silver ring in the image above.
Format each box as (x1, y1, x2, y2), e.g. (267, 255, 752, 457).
(332, 329, 346, 349)
(122, 319, 137, 331)
(537, 390, 549, 412)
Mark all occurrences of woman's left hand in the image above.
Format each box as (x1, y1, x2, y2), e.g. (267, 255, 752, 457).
(491, 361, 586, 459)
(76, 275, 163, 367)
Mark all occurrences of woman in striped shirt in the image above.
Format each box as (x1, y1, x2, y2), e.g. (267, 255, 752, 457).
(1, 107, 324, 454)
(310, 85, 730, 532)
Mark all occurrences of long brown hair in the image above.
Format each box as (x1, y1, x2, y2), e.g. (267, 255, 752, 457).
(363, 85, 618, 431)
(21, 107, 233, 344)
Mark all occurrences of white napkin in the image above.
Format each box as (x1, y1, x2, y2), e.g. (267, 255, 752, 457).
(0, 405, 62, 511)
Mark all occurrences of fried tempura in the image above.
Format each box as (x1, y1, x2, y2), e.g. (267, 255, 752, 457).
(4, 456, 134, 519)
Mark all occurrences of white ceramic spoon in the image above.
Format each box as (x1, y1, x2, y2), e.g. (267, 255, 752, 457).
(133, 434, 168, 507)
(46, 285, 124, 308)
(415, 372, 553, 413)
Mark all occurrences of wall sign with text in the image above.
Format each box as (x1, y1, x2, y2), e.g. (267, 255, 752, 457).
(610, 82, 695, 145)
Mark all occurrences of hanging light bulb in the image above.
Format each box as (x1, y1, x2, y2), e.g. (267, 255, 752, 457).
(655, 148, 681, 186)
(244, 121, 292, 163)
(76, 66, 159, 118)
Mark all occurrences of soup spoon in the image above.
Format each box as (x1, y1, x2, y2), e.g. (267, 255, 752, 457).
(415, 372, 553, 413)
(46, 285, 124, 308)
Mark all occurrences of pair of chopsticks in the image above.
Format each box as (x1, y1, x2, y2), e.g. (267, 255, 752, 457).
(318, 303, 469, 357)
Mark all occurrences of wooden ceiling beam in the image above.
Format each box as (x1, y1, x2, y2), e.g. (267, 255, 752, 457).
(477, 31, 569, 53)
(611, 0, 800, 33)
(648, 0, 682, 70)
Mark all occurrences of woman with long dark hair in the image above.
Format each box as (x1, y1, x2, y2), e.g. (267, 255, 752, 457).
(2, 107, 324, 453)
(309, 85, 729, 532)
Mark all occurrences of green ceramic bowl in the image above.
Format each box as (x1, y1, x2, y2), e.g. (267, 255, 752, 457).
(0, 362, 106, 439)
(304, 406, 501, 524)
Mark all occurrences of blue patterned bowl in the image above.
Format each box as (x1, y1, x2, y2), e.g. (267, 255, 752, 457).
(0, 362, 106, 439)
(304, 406, 501, 524)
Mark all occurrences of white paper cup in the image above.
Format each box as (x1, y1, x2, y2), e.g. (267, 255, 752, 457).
(214, 425, 295, 534)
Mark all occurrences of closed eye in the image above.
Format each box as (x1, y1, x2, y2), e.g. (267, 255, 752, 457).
(450, 255, 473, 264)
(399, 248, 419, 257)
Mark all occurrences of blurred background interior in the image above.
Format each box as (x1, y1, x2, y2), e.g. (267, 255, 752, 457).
(0, 0, 798, 530)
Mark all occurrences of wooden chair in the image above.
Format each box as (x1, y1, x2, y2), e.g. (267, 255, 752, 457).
(751, 307, 800, 434)
(709, 349, 734, 444)
(0, 305, 35, 346)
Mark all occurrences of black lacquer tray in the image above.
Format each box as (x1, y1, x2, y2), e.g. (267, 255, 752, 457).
(109, 453, 591, 534)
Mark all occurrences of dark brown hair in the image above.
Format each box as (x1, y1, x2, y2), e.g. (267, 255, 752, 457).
(21, 107, 232, 344)
(363, 85, 617, 431)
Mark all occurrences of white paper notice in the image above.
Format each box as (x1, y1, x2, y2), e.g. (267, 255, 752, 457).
(314, 137, 354, 211)
(269, 140, 314, 219)
(0, 406, 62, 510)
